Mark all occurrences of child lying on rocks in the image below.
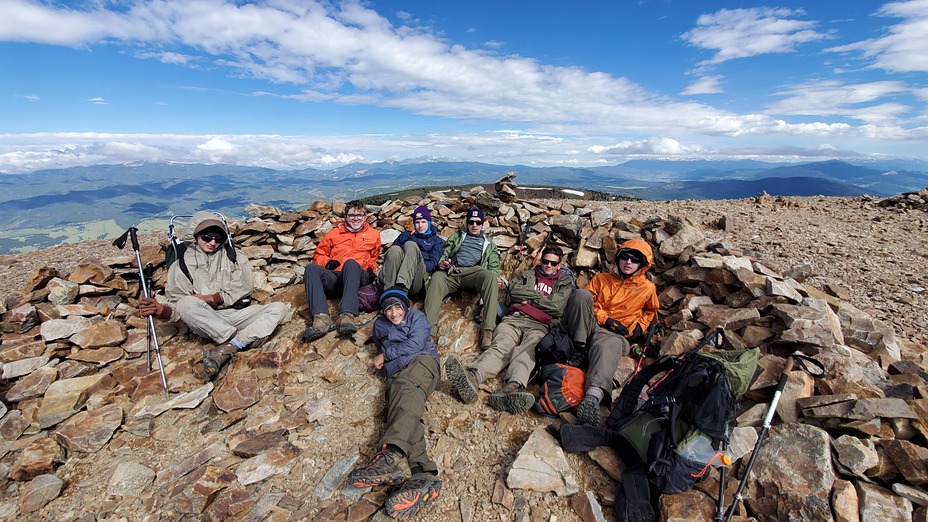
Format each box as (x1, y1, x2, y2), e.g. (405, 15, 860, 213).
(347, 287, 442, 519)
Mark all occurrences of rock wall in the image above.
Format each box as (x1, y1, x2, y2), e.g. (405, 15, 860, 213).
(0, 185, 926, 520)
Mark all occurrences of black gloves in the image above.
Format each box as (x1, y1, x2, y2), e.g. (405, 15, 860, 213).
(366, 267, 376, 281)
(325, 260, 340, 270)
(604, 318, 629, 337)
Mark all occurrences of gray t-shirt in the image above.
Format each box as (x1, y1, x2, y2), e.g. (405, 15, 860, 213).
(454, 233, 485, 267)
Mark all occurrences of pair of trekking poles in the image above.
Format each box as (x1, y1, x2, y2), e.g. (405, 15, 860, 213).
(715, 350, 825, 522)
(114, 227, 169, 397)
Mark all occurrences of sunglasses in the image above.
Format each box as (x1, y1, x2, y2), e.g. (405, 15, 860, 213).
(617, 252, 643, 264)
(468, 220, 483, 225)
(541, 258, 560, 266)
(198, 233, 225, 244)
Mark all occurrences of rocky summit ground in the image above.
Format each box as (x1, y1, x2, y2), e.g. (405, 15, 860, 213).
(0, 192, 927, 522)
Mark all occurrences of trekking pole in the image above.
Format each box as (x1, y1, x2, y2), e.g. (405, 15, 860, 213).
(721, 352, 824, 522)
(114, 227, 169, 397)
(143, 263, 155, 371)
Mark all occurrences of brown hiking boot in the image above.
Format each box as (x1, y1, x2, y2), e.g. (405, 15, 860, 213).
(202, 342, 238, 378)
(336, 312, 358, 337)
(480, 329, 494, 349)
(488, 380, 535, 413)
(302, 313, 335, 342)
(444, 355, 480, 404)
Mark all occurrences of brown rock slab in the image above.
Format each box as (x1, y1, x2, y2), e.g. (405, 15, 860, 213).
(5, 366, 57, 402)
(19, 473, 64, 513)
(832, 479, 860, 522)
(213, 368, 260, 412)
(0, 337, 46, 364)
(155, 437, 226, 487)
(3, 303, 39, 334)
(68, 346, 125, 365)
(236, 442, 301, 485)
(70, 319, 127, 348)
(67, 259, 114, 285)
(40, 315, 92, 342)
(1, 355, 50, 379)
(696, 304, 759, 330)
(10, 437, 65, 481)
(571, 490, 608, 522)
(659, 488, 716, 522)
(47, 277, 80, 306)
(231, 428, 289, 458)
(24, 267, 60, 293)
(54, 403, 123, 453)
(857, 481, 912, 522)
(204, 483, 259, 521)
(107, 461, 156, 497)
(0, 409, 29, 441)
(37, 372, 115, 429)
(506, 427, 578, 496)
(883, 439, 928, 485)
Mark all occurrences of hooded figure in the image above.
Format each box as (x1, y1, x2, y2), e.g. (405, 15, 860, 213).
(563, 237, 660, 427)
(140, 210, 289, 379)
(380, 205, 444, 296)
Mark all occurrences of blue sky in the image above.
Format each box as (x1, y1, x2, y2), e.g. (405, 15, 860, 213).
(1, 0, 926, 174)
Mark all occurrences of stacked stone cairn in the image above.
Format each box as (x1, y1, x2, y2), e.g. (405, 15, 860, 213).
(0, 182, 926, 521)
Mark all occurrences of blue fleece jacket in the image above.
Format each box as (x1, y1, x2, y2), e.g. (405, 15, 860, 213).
(372, 307, 440, 378)
(393, 226, 445, 273)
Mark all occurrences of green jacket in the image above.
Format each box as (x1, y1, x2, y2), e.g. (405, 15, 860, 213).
(441, 229, 500, 275)
(508, 266, 574, 320)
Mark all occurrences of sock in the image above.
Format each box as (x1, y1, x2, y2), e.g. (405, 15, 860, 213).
(385, 443, 405, 456)
(469, 367, 485, 384)
(585, 386, 605, 403)
(229, 338, 246, 350)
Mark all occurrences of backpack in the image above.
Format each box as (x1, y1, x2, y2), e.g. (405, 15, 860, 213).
(533, 363, 586, 417)
(532, 324, 585, 372)
(358, 280, 384, 312)
(553, 328, 758, 522)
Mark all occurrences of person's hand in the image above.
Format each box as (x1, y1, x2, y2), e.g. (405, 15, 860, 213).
(139, 297, 172, 320)
(139, 297, 160, 317)
(367, 267, 376, 281)
(373, 353, 385, 370)
(497, 277, 506, 289)
(325, 260, 340, 270)
(438, 259, 451, 271)
(605, 318, 629, 336)
(195, 293, 223, 309)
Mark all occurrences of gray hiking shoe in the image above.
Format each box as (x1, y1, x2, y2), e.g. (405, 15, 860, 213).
(336, 312, 358, 337)
(348, 443, 407, 488)
(302, 313, 335, 342)
(201, 342, 238, 378)
(445, 355, 479, 404)
(576, 394, 601, 427)
(488, 381, 535, 414)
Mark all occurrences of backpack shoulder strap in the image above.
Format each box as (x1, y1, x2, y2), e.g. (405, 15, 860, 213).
(610, 355, 678, 424)
(174, 243, 194, 284)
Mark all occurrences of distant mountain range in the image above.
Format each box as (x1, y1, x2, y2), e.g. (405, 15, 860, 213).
(1, 158, 926, 254)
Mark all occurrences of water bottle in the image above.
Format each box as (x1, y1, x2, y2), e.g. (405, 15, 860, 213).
(677, 432, 732, 467)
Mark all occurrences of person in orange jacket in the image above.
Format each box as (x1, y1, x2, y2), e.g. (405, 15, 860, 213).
(563, 238, 659, 426)
(302, 200, 381, 341)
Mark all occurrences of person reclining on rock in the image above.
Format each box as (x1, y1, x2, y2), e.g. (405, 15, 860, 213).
(347, 287, 442, 520)
(564, 238, 659, 426)
(445, 246, 575, 413)
(380, 205, 444, 298)
(302, 200, 381, 341)
(423, 207, 503, 348)
(139, 211, 289, 379)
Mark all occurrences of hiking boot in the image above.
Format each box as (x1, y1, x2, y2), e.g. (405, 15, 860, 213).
(444, 355, 479, 404)
(348, 444, 406, 488)
(202, 342, 238, 378)
(480, 329, 494, 349)
(576, 394, 601, 427)
(487, 381, 535, 414)
(385, 472, 442, 520)
(336, 312, 358, 337)
(302, 314, 335, 342)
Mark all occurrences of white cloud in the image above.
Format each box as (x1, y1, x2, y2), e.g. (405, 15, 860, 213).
(589, 137, 705, 156)
(826, 0, 928, 73)
(768, 79, 914, 123)
(682, 76, 724, 95)
(87, 97, 107, 105)
(682, 7, 829, 65)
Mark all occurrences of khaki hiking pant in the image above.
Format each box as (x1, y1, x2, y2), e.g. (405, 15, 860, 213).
(381, 355, 440, 474)
(423, 266, 499, 335)
(380, 243, 428, 296)
(563, 289, 630, 394)
(174, 296, 289, 347)
(470, 315, 547, 387)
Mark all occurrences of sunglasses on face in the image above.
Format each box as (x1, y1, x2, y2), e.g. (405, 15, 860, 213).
(198, 233, 225, 244)
(541, 258, 560, 267)
(618, 252, 643, 264)
(468, 220, 483, 225)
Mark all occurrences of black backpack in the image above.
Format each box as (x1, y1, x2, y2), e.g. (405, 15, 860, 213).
(553, 329, 758, 522)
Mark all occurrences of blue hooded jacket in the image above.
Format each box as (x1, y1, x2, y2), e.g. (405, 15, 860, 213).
(393, 225, 445, 273)
(372, 307, 439, 378)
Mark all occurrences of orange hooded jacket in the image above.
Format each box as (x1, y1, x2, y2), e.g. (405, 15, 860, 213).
(313, 221, 382, 272)
(585, 238, 660, 335)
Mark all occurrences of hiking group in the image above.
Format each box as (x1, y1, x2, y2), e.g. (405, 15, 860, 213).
(139, 201, 662, 520)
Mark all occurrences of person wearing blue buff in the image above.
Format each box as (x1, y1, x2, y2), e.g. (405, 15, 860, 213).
(347, 286, 442, 519)
(380, 205, 444, 298)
